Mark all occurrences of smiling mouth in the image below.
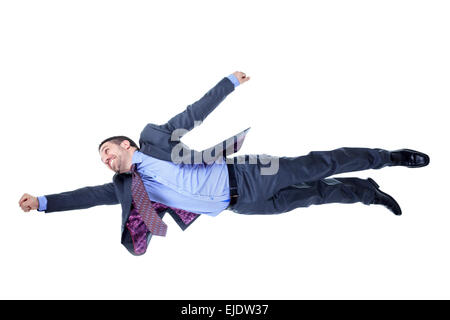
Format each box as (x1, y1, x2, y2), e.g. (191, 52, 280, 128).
(109, 158, 116, 170)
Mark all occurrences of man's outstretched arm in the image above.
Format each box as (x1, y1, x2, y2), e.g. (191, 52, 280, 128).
(19, 182, 119, 213)
(161, 71, 250, 136)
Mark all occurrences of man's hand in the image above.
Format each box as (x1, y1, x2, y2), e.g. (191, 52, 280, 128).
(232, 71, 251, 84)
(19, 193, 39, 212)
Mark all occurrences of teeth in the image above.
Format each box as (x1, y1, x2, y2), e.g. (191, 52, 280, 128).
(110, 159, 114, 168)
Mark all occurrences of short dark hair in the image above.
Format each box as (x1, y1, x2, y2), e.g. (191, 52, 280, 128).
(98, 136, 139, 151)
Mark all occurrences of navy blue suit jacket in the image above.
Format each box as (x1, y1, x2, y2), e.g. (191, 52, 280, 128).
(43, 77, 250, 255)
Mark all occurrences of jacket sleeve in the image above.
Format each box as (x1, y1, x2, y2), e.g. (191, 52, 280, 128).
(44, 182, 119, 213)
(161, 76, 235, 138)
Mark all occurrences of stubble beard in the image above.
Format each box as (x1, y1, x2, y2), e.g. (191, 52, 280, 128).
(113, 155, 122, 174)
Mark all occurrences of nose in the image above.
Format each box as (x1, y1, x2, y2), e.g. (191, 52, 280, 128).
(101, 155, 109, 166)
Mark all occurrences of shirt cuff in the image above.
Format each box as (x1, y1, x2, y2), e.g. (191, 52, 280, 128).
(37, 196, 47, 212)
(227, 74, 240, 88)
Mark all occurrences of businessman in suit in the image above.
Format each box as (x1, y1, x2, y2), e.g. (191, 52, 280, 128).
(18, 71, 430, 255)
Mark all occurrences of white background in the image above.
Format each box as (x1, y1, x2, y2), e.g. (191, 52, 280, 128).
(1, 0, 449, 299)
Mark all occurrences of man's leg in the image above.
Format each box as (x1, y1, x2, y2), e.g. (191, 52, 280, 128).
(229, 177, 382, 215)
(231, 147, 392, 202)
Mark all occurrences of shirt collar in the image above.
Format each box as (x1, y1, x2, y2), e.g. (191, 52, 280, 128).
(131, 150, 144, 165)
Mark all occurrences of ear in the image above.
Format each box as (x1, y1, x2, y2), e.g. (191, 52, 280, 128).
(120, 140, 131, 149)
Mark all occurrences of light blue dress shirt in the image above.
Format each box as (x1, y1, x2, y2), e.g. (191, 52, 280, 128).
(38, 74, 240, 215)
(130, 150, 230, 216)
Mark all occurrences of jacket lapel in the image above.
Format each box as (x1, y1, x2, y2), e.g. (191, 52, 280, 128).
(200, 127, 251, 164)
(140, 126, 251, 165)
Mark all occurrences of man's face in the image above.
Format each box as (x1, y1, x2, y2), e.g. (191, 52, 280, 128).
(99, 141, 129, 173)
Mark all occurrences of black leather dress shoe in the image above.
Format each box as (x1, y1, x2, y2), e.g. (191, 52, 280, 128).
(367, 178, 402, 216)
(389, 149, 430, 168)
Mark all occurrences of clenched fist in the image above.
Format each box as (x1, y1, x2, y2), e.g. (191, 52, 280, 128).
(232, 71, 251, 84)
(19, 193, 39, 212)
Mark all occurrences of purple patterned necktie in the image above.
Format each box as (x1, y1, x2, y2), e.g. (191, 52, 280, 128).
(131, 164, 167, 237)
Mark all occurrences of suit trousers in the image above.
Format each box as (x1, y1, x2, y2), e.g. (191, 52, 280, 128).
(227, 147, 392, 214)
